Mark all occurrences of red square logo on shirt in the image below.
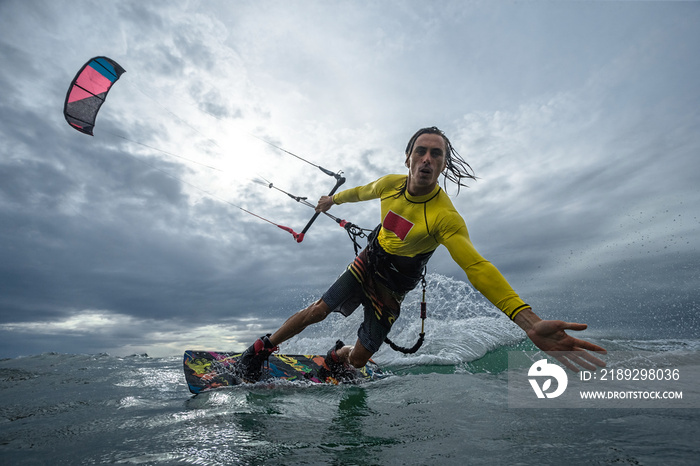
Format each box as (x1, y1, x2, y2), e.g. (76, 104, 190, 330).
(383, 210, 413, 241)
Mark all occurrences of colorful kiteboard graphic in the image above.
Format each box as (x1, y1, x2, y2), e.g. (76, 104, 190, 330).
(63, 56, 125, 135)
(183, 350, 383, 394)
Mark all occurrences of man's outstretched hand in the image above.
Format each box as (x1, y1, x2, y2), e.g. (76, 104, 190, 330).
(514, 309, 607, 372)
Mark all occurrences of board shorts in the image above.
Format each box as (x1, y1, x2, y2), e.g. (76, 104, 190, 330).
(322, 226, 431, 354)
(321, 249, 399, 354)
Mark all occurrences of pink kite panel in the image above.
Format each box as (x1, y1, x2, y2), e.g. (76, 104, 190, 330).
(69, 66, 113, 102)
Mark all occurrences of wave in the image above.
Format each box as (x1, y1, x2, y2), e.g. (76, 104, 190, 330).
(281, 273, 700, 374)
(283, 273, 527, 367)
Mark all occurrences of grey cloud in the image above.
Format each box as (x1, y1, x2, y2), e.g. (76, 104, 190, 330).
(1, 0, 698, 358)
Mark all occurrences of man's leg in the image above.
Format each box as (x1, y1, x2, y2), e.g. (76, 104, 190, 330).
(239, 266, 361, 381)
(329, 291, 398, 370)
(335, 339, 374, 368)
(269, 298, 332, 346)
(237, 299, 332, 381)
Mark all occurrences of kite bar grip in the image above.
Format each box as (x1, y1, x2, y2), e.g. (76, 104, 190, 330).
(298, 175, 346, 239)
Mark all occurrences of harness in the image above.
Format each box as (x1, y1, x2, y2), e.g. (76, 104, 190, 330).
(362, 225, 431, 354)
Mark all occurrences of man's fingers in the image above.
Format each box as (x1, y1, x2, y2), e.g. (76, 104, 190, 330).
(554, 354, 580, 372)
(562, 322, 588, 332)
(553, 348, 606, 372)
(568, 352, 599, 371)
(578, 348, 607, 368)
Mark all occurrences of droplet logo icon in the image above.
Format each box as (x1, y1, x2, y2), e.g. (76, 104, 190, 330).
(528, 359, 568, 399)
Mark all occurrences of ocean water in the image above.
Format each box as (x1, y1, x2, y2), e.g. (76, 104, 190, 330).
(1, 275, 699, 465)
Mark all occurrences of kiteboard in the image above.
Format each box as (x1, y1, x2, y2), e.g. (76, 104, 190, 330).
(183, 350, 383, 394)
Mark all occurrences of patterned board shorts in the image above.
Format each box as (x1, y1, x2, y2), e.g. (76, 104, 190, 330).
(321, 249, 400, 354)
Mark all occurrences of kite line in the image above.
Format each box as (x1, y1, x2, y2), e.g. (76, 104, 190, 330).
(63, 55, 424, 355)
(63, 55, 370, 247)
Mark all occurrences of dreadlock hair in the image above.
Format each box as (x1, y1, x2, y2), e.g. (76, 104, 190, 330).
(404, 126, 477, 196)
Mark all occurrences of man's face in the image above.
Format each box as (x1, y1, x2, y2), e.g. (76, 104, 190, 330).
(405, 133, 447, 195)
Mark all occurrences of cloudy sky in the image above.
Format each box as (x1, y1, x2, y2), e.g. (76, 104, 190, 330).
(1, 0, 698, 358)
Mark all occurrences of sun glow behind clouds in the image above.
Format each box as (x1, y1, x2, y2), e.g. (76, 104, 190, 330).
(109, 68, 318, 232)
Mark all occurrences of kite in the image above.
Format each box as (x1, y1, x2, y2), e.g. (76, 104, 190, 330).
(61, 56, 367, 248)
(63, 56, 125, 136)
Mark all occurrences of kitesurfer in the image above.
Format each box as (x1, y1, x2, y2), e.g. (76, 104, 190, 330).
(238, 127, 607, 381)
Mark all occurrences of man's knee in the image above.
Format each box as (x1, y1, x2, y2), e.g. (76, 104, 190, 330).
(302, 299, 331, 325)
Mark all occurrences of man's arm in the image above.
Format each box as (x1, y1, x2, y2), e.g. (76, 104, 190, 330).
(442, 229, 529, 318)
(513, 308, 607, 372)
(442, 228, 607, 372)
(316, 175, 399, 212)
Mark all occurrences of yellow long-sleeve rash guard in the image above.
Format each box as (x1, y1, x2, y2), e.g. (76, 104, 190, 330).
(332, 174, 529, 320)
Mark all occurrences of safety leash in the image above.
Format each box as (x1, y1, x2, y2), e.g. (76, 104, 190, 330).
(383, 274, 427, 354)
